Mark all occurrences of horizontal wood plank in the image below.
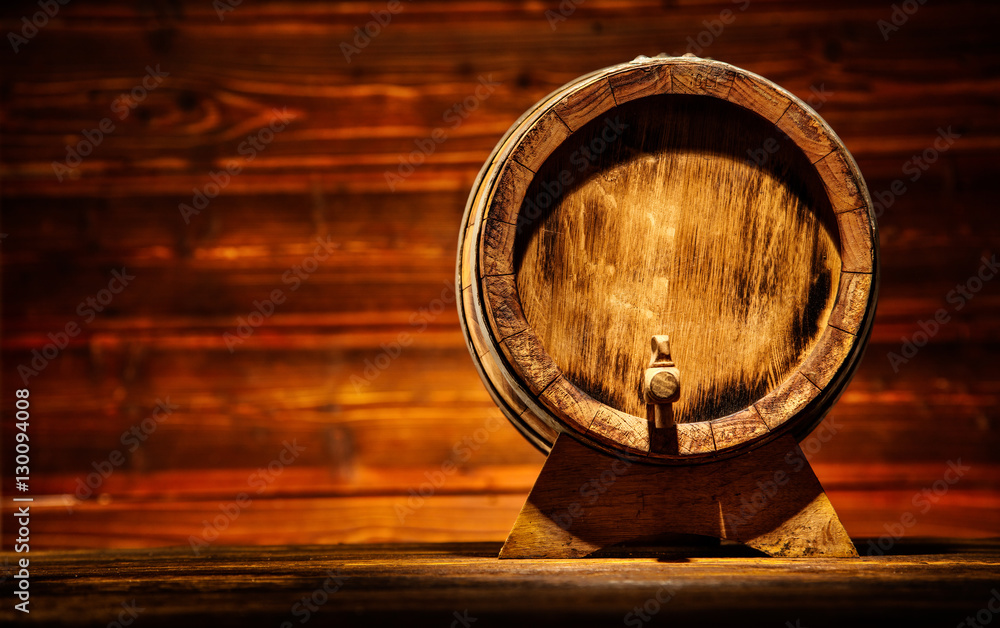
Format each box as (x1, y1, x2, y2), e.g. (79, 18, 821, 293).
(1, 539, 999, 627)
(1, 0, 998, 552)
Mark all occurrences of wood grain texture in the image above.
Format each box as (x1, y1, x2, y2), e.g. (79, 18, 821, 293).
(588, 405, 649, 455)
(538, 376, 602, 436)
(777, 100, 837, 164)
(480, 219, 516, 276)
(668, 61, 735, 98)
(515, 93, 842, 424)
(817, 149, 868, 214)
(727, 73, 790, 124)
(510, 110, 572, 173)
(675, 421, 716, 456)
(755, 372, 822, 431)
(499, 330, 560, 396)
(607, 64, 670, 105)
(466, 58, 878, 463)
(0, 0, 997, 549)
(466, 57, 879, 462)
(2, 540, 999, 628)
(482, 275, 527, 341)
(800, 326, 857, 389)
(554, 78, 619, 133)
(488, 160, 534, 225)
(711, 406, 770, 451)
(5, 481, 1000, 550)
(479, 345, 528, 415)
(463, 286, 491, 357)
(500, 433, 856, 558)
(828, 272, 874, 334)
(837, 207, 876, 273)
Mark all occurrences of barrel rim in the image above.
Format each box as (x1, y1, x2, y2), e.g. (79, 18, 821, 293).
(459, 55, 879, 464)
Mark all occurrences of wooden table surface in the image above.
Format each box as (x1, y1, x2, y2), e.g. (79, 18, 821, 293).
(2, 539, 998, 627)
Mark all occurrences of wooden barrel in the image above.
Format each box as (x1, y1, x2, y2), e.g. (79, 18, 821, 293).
(457, 55, 878, 464)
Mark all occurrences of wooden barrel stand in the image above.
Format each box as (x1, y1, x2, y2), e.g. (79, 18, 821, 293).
(500, 433, 855, 558)
(457, 55, 878, 558)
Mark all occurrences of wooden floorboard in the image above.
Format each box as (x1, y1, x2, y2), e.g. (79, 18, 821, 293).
(1, 539, 998, 627)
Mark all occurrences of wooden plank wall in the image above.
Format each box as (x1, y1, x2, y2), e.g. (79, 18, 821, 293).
(1, 0, 998, 550)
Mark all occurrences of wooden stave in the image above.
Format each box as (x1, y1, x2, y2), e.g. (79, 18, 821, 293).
(457, 55, 879, 465)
